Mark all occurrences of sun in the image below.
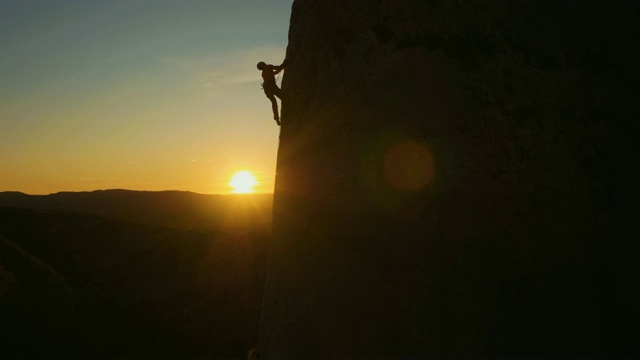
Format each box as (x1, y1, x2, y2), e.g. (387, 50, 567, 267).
(229, 171, 258, 194)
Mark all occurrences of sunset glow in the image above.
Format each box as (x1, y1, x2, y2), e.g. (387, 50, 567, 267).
(229, 171, 258, 194)
(0, 1, 291, 195)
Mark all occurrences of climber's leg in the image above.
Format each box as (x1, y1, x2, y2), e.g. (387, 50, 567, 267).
(267, 93, 280, 125)
(273, 86, 284, 100)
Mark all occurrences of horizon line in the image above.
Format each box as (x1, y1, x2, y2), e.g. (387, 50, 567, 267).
(0, 189, 275, 196)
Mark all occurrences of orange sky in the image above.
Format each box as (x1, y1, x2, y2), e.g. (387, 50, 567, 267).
(0, 0, 291, 194)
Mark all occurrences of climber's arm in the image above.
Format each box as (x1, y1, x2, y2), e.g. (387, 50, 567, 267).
(272, 59, 288, 73)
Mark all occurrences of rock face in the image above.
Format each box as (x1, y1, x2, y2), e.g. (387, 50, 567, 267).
(259, 0, 640, 357)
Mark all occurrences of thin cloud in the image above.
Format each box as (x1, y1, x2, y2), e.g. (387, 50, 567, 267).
(80, 177, 114, 181)
(160, 44, 287, 91)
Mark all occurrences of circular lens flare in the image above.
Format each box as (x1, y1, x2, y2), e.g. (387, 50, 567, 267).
(229, 171, 258, 194)
(384, 141, 434, 192)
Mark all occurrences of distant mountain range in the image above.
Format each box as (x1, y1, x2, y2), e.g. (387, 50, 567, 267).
(0, 190, 273, 233)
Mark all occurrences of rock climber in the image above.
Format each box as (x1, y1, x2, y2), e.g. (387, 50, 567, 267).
(257, 59, 287, 125)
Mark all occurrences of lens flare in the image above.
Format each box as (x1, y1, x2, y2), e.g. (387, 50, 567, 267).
(383, 141, 434, 192)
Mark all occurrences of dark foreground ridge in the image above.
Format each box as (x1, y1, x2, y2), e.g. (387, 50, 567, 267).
(0, 206, 268, 357)
(259, 0, 640, 357)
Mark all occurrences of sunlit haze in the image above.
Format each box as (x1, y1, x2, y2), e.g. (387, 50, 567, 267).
(0, 0, 292, 194)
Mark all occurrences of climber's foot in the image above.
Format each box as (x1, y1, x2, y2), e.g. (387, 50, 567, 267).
(274, 116, 280, 126)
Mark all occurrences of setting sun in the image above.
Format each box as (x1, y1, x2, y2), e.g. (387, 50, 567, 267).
(229, 171, 258, 194)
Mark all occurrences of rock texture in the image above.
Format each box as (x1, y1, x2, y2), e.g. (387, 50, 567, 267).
(260, 0, 640, 357)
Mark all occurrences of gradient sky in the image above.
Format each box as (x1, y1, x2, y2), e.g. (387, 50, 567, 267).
(0, 0, 292, 194)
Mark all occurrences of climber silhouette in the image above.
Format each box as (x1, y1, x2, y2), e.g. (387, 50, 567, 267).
(257, 59, 287, 125)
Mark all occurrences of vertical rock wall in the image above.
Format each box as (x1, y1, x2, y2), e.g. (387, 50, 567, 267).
(259, 0, 640, 357)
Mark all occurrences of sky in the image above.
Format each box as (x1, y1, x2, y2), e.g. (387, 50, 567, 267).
(0, 0, 292, 195)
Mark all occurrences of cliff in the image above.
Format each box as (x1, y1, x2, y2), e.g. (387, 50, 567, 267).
(260, 0, 640, 357)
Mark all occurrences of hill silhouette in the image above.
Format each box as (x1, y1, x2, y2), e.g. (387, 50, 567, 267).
(0, 190, 272, 233)
(0, 205, 267, 357)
